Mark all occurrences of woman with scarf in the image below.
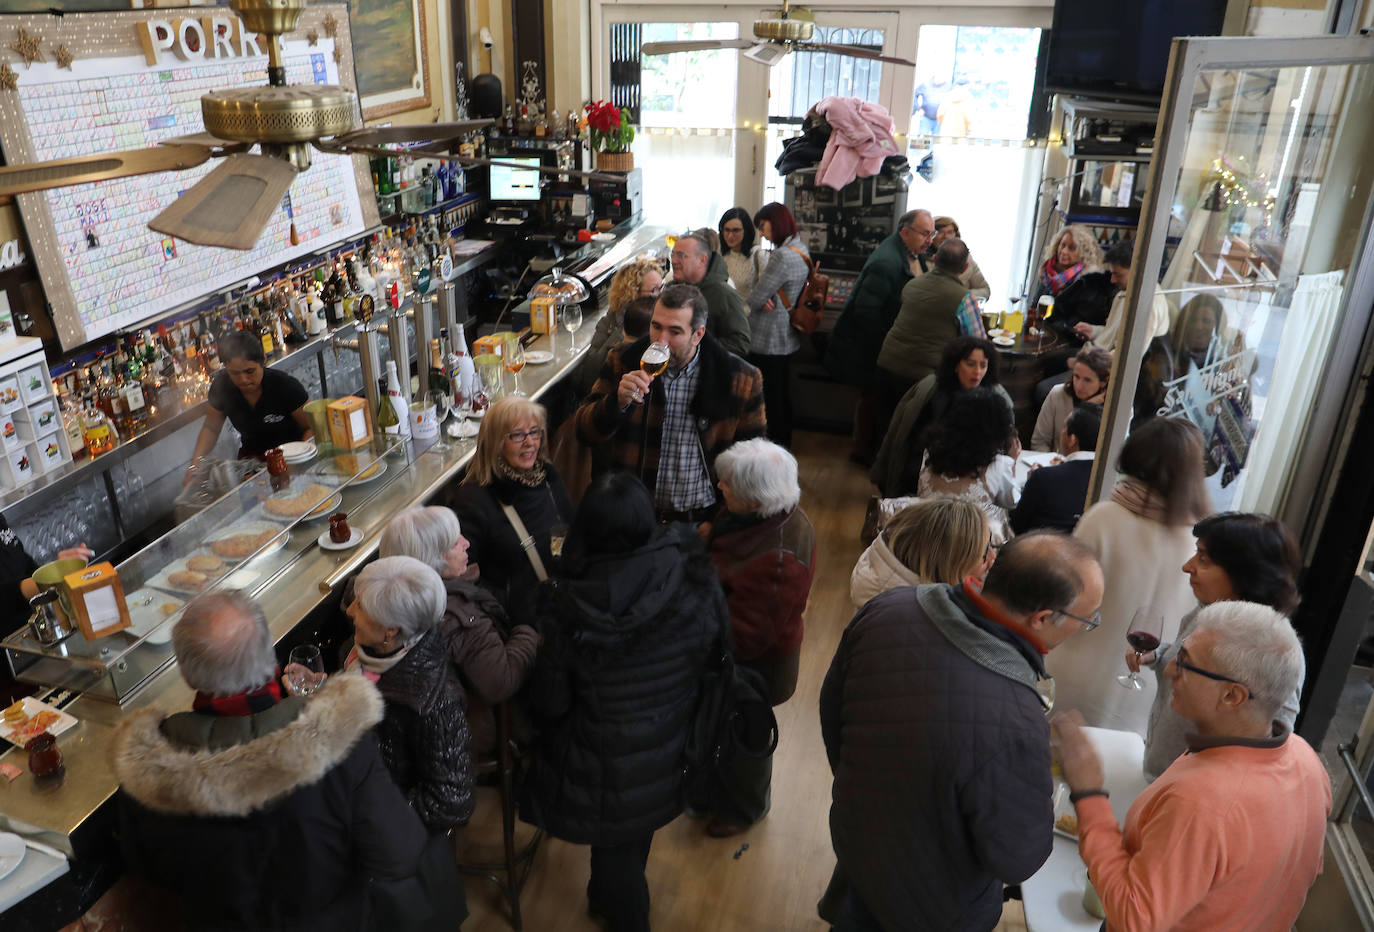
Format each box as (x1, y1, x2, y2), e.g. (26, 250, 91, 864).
(347, 556, 474, 835)
(451, 397, 574, 626)
(1030, 344, 1111, 453)
(1029, 225, 1115, 394)
(1047, 416, 1212, 735)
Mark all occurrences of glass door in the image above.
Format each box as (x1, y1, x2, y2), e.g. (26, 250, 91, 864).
(1092, 35, 1374, 523)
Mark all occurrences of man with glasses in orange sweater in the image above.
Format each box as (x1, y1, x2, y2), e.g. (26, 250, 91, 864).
(1054, 600, 1331, 931)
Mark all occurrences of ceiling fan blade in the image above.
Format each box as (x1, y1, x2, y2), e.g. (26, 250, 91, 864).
(159, 131, 248, 152)
(0, 145, 214, 198)
(806, 43, 916, 66)
(148, 153, 297, 251)
(332, 118, 495, 149)
(642, 39, 755, 55)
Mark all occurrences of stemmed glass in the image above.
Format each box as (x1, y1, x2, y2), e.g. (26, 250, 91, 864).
(634, 341, 671, 403)
(286, 644, 326, 696)
(427, 391, 451, 453)
(504, 335, 526, 395)
(1117, 606, 1164, 690)
(561, 304, 583, 352)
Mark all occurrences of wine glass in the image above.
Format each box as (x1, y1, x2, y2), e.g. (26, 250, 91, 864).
(503, 336, 526, 395)
(1117, 606, 1164, 690)
(561, 304, 583, 352)
(634, 341, 671, 404)
(286, 644, 326, 696)
(427, 391, 451, 453)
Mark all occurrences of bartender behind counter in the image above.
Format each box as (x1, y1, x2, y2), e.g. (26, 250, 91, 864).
(184, 331, 312, 482)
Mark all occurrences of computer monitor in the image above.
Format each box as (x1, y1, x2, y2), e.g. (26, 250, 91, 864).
(489, 156, 544, 202)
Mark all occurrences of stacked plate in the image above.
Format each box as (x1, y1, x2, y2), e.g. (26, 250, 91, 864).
(279, 440, 317, 465)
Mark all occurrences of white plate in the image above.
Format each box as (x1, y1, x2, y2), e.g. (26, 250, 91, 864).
(446, 419, 479, 439)
(0, 833, 24, 882)
(125, 588, 184, 641)
(318, 527, 364, 551)
(257, 483, 342, 521)
(279, 440, 317, 464)
(987, 328, 1008, 338)
(223, 568, 259, 589)
(145, 552, 233, 596)
(1, 697, 78, 747)
(992, 335, 1016, 347)
(592, 232, 616, 242)
(524, 350, 554, 365)
(294, 491, 342, 522)
(310, 456, 388, 487)
(205, 521, 289, 562)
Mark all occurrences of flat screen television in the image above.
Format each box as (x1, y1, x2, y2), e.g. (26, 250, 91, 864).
(489, 156, 545, 202)
(1045, 0, 1229, 101)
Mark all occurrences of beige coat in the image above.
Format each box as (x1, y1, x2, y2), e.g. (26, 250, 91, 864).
(849, 533, 925, 608)
(1048, 501, 1198, 735)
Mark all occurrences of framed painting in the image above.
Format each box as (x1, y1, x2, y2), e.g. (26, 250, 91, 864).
(351, 0, 431, 119)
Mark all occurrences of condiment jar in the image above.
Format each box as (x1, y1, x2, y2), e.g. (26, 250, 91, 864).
(266, 448, 290, 490)
(25, 731, 63, 777)
(329, 512, 351, 544)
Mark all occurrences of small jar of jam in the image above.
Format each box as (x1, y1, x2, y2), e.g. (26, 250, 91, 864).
(265, 447, 290, 490)
(328, 512, 351, 544)
(26, 731, 63, 777)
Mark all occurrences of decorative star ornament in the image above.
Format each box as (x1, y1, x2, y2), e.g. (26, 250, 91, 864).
(0, 61, 16, 92)
(54, 44, 74, 70)
(306, 29, 319, 47)
(322, 14, 339, 39)
(10, 27, 44, 69)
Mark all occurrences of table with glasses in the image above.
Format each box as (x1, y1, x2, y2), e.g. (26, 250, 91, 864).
(988, 326, 1065, 447)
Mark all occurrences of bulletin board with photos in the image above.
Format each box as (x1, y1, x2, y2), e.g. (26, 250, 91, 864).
(0, 4, 380, 351)
(784, 168, 911, 274)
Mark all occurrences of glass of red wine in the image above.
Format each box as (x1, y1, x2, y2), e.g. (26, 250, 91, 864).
(1117, 606, 1164, 690)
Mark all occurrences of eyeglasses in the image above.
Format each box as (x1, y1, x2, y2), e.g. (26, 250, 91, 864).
(1056, 607, 1101, 632)
(505, 427, 544, 444)
(722, 225, 744, 234)
(1175, 647, 1248, 690)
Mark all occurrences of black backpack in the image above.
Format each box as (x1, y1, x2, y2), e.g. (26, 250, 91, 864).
(682, 635, 779, 823)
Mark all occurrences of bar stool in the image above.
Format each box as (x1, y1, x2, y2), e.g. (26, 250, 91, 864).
(454, 702, 544, 931)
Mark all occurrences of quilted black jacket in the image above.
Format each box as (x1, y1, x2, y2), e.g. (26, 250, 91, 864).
(820, 584, 1054, 931)
(375, 627, 475, 832)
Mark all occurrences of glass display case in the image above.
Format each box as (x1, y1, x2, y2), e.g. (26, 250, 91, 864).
(2, 439, 409, 704)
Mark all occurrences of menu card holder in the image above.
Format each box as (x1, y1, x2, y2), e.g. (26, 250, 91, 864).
(63, 561, 132, 640)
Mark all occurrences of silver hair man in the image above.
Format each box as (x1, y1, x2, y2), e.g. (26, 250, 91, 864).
(1188, 600, 1305, 723)
(173, 590, 277, 696)
(354, 555, 447, 641)
(379, 506, 461, 576)
(715, 438, 801, 517)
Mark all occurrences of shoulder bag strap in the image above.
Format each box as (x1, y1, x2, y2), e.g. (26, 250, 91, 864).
(775, 245, 814, 310)
(498, 502, 549, 582)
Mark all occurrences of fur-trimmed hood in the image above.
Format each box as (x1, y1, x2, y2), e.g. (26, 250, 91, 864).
(112, 672, 384, 818)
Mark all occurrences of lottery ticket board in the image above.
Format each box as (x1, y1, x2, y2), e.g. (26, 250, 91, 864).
(0, 5, 379, 350)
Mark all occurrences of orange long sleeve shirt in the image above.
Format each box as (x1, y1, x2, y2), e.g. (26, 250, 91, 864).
(1075, 732, 1330, 931)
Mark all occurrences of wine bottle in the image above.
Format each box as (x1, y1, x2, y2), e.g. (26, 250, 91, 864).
(448, 324, 476, 405)
(381, 359, 411, 438)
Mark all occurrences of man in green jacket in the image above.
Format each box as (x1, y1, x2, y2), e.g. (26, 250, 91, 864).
(825, 209, 935, 462)
(875, 238, 972, 441)
(670, 233, 753, 357)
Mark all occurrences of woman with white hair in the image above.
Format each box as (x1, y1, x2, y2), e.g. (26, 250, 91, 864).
(381, 506, 539, 755)
(349, 555, 473, 835)
(702, 438, 816, 837)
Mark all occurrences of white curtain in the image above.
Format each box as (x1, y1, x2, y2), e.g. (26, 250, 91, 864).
(635, 131, 737, 230)
(1233, 269, 1346, 513)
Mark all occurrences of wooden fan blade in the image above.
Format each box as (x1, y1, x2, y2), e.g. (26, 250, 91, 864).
(332, 118, 495, 149)
(806, 43, 915, 66)
(159, 132, 249, 152)
(642, 39, 755, 55)
(0, 145, 214, 198)
(148, 153, 297, 251)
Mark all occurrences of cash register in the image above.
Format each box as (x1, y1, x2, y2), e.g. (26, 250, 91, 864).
(487, 156, 544, 227)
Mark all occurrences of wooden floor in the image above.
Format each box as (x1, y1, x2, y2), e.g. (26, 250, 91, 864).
(457, 430, 1028, 931)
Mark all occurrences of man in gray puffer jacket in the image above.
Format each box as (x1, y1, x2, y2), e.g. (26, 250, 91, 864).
(820, 531, 1103, 931)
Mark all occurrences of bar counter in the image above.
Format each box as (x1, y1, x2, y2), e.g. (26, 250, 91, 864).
(0, 222, 671, 869)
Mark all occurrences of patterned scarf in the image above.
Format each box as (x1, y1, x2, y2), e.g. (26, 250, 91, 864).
(192, 668, 284, 716)
(495, 458, 547, 488)
(1111, 476, 1171, 524)
(1040, 258, 1084, 296)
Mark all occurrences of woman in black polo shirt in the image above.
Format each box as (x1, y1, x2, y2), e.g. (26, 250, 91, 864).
(184, 332, 311, 480)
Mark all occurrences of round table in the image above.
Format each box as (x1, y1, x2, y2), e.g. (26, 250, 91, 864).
(993, 330, 1062, 447)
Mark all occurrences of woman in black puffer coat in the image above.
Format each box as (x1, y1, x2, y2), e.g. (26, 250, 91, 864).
(520, 472, 722, 932)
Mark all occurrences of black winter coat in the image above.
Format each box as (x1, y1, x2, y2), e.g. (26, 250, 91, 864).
(519, 528, 722, 845)
(450, 464, 573, 624)
(820, 584, 1054, 931)
(375, 627, 475, 832)
(1038, 270, 1116, 343)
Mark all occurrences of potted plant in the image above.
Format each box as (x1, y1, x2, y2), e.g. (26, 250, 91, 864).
(584, 99, 635, 171)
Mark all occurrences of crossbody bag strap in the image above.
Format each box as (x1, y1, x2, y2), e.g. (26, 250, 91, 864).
(775, 245, 813, 310)
(499, 502, 549, 582)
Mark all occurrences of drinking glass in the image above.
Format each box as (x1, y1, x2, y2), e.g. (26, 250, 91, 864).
(561, 304, 583, 352)
(504, 336, 526, 395)
(286, 644, 326, 696)
(634, 341, 671, 403)
(1117, 606, 1164, 690)
(427, 391, 451, 452)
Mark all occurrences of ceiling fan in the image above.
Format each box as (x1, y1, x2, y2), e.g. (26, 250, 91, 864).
(641, 1, 916, 68)
(0, 0, 608, 251)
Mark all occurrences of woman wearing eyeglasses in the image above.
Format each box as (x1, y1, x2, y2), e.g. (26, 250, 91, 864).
(1046, 417, 1212, 736)
(452, 397, 573, 626)
(1132, 512, 1302, 779)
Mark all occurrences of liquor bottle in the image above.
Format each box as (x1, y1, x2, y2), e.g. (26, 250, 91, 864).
(389, 156, 400, 195)
(428, 339, 448, 397)
(447, 324, 476, 406)
(551, 110, 564, 139)
(377, 360, 409, 437)
(535, 110, 548, 138)
(82, 398, 118, 457)
(502, 105, 516, 136)
(58, 374, 86, 460)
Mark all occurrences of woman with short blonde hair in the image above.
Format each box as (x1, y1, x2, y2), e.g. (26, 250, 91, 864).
(462, 396, 550, 487)
(850, 497, 992, 607)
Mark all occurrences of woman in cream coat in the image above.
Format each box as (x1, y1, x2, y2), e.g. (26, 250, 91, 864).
(850, 497, 993, 607)
(1047, 417, 1211, 735)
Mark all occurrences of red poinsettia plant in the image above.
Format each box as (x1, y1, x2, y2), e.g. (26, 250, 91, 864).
(584, 99, 635, 153)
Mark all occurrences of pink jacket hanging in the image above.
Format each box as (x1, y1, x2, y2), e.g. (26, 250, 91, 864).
(813, 96, 900, 190)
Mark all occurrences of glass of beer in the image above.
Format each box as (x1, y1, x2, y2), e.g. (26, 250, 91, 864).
(635, 341, 671, 403)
